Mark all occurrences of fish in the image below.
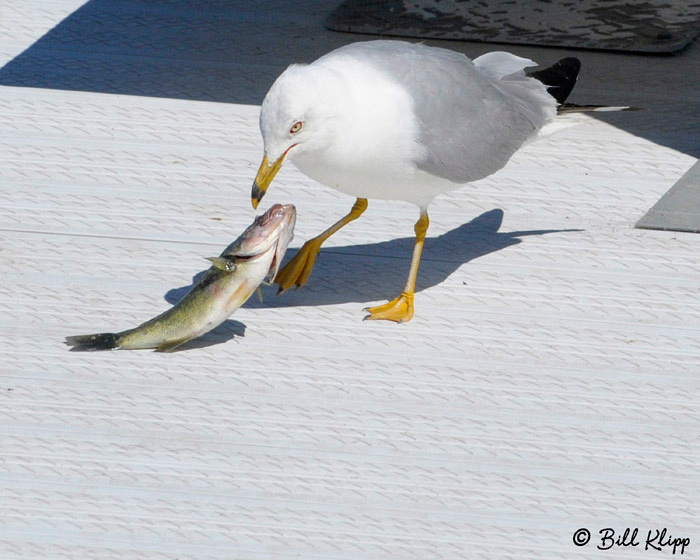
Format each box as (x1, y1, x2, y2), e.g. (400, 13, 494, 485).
(65, 203, 296, 352)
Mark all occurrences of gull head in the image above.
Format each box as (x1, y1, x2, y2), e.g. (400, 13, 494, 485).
(251, 64, 342, 208)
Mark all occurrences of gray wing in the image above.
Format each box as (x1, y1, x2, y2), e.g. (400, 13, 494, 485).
(325, 41, 554, 184)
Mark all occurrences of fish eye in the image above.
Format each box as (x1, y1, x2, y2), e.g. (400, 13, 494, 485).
(289, 121, 303, 134)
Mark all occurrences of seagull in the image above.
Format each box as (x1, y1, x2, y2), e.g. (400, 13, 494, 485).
(251, 40, 581, 322)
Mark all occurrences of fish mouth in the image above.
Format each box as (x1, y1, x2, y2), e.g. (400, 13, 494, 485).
(266, 204, 296, 281)
(223, 204, 296, 279)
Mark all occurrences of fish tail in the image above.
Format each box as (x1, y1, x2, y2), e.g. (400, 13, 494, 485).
(65, 332, 122, 351)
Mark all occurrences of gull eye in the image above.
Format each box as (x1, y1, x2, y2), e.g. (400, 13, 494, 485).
(289, 121, 303, 134)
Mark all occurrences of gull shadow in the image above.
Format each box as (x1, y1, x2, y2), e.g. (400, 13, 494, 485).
(166, 272, 208, 306)
(167, 209, 582, 311)
(585, 108, 700, 159)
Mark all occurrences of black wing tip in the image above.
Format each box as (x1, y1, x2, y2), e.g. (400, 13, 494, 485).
(530, 57, 582, 104)
(557, 57, 582, 74)
(65, 333, 121, 351)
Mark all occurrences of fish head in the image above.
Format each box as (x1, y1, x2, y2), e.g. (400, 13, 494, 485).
(225, 204, 296, 280)
(264, 203, 296, 280)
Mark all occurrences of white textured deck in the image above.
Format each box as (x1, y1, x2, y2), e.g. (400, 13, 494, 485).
(1, 1, 699, 559)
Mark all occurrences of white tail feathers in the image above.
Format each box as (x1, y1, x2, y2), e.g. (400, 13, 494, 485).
(537, 114, 589, 139)
(558, 103, 636, 113)
(473, 51, 538, 81)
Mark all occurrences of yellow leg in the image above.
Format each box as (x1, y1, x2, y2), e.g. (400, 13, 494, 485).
(274, 198, 368, 293)
(364, 210, 429, 323)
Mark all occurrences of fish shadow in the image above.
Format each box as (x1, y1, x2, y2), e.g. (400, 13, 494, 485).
(166, 209, 582, 312)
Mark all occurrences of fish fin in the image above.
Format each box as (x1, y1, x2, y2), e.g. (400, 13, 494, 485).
(65, 332, 121, 351)
(256, 287, 264, 303)
(206, 257, 236, 272)
(155, 338, 189, 353)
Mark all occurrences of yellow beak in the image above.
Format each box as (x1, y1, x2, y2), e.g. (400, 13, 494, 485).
(251, 153, 287, 209)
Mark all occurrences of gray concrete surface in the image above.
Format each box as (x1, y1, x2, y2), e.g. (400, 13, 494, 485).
(637, 160, 700, 232)
(327, 0, 700, 53)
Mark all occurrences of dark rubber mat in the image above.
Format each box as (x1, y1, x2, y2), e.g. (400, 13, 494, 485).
(327, 0, 700, 53)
